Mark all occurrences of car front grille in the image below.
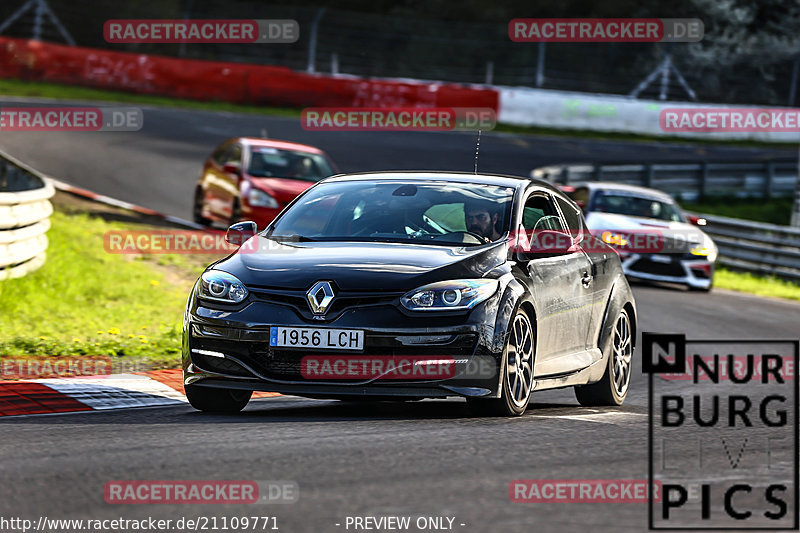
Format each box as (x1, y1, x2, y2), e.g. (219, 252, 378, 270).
(688, 266, 711, 279)
(191, 352, 252, 377)
(249, 287, 401, 319)
(629, 258, 686, 278)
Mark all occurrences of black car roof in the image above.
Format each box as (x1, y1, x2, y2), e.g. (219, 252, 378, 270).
(322, 171, 560, 193)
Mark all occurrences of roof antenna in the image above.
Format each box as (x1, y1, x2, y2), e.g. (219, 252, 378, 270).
(473, 129, 482, 174)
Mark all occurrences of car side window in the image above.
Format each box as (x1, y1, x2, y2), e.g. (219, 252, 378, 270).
(555, 196, 584, 244)
(568, 187, 590, 209)
(211, 143, 230, 165)
(226, 144, 242, 165)
(521, 194, 565, 233)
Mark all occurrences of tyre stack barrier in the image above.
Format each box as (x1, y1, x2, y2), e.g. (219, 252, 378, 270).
(0, 154, 54, 280)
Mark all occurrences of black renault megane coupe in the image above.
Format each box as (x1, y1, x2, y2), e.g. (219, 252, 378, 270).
(182, 172, 637, 416)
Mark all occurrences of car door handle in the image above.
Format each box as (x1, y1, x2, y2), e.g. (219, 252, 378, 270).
(581, 272, 592, 288)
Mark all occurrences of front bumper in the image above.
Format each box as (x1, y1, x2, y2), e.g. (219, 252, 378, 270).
(182, 289, 505, 399)
(620, 253, 713, 289)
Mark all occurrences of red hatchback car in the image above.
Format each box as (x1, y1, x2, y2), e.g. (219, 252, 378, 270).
(193, 138, 339, 228)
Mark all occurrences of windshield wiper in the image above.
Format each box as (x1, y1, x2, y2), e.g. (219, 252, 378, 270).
(270, 234, 317, 242)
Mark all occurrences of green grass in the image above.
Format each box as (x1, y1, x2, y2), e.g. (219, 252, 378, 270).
(0, 78, 299, 117)
(0, 210, 215, 369)
(1, 78, 796, 148)
(715, 268, 800, 302)
(680, 196, 794, 225)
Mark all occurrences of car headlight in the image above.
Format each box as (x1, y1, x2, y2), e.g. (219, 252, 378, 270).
(601, 231, 628, 247)
(248, 188, 279, 208)
(690, 242, 718, 262)
(400, 279, 498, 311)
(197, 270, 248, 304)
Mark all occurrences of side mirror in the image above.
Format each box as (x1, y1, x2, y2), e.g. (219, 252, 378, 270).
(226, 221, 257, 246)
(532, 229, 575, 255)
(222, 162, 241, 176)
(513, 229, 576, 259)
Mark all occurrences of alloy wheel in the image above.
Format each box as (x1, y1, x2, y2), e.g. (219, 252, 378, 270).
(611, 310, 633, 397)
(506, 312, 534, 408)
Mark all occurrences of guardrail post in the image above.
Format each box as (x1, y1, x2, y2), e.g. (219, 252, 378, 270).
(645, 164, 654, 188)
(593, 165, 602, 182)
(536, 43, 546, 87)
(306, 8, 327, 74)
(764, 161, 775, 199)
(699, 162, 708, 201)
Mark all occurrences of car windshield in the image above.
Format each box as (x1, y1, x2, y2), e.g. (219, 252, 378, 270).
(268, 180, 515, 246)
(247, 146, 335, 182)
(592, 191, 685, 222)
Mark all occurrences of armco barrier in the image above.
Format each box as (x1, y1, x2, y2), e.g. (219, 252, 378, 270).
(531, 160, 798, 200)
(0, 154, 54, 280)
(0, 37, 498, 110)
(695, 214, 800, 283)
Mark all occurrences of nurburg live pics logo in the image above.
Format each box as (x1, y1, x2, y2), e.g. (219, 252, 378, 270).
(643, 333, 798, 530)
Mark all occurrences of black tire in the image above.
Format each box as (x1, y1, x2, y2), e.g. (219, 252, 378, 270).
(575, 308, 632, 406)
(193, 188, 211, 226)
(185, 383, 252, 413)
(467, 307, 535, 417)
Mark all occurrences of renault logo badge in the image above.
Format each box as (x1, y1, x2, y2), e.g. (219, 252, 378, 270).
(306, 281, 335, 315)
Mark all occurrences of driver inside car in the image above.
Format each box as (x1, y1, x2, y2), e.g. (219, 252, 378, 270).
(465, 202, 501, 242)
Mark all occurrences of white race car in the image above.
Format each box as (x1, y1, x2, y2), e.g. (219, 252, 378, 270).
(566, 182, 717, 291)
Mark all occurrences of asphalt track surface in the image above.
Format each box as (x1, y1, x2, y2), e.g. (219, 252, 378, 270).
(1, 100, 799, 532)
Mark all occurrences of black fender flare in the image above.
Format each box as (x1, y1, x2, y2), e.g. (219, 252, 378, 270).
(590, 273, 637, 383)
(488, 275, 535, 397)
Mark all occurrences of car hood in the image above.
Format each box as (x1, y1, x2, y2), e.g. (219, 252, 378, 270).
(585, 212, 714, 254)
(249, 177, 316, 203)
(215, 238, 507, 291)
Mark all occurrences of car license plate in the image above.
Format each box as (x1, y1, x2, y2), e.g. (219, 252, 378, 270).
(270, 327, 364, 350)
(650, 254, 672, 263)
